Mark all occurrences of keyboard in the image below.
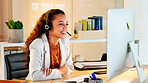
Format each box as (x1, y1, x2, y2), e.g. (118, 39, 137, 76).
(64, 75, 90, 83)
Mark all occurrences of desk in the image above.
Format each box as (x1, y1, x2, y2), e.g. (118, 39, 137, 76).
(8, 65, 148, 83)
(0, 38, 140, 80)
(53, 66, 148, 83)
(0, 39, 107, 80)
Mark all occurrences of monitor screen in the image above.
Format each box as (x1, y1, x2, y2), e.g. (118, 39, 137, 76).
(107, 8, 135, 81)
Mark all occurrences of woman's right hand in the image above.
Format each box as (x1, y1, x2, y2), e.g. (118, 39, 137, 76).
(41, 68, 51, 76)
(58, 65, 68, 75)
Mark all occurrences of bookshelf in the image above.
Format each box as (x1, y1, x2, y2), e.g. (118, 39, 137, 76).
(69, 39, 107, 43)
(71, 0, 124, 61)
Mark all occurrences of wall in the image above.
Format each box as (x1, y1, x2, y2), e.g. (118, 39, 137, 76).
(0, 0, 12, 41)
(72, 0, 123, 61)
(3, 0, 124, 61)
(72, 0, 113, 61)
(124, 0, 148, 64)
(12, 0, 73, 41)
(12, 0, 28, 41)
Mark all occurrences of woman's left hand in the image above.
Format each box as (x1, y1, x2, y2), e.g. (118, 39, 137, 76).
(58, 65, 68, 75)
(41, 68, 51, 76)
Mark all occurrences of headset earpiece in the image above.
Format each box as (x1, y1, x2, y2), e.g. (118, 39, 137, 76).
(48, 23, 52, 30)
(45, 24, 50, 30)
(45, 11, 52, 31)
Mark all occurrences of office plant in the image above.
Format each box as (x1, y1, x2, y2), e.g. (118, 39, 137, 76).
(5, 20, 24, 43)
(5, 20, 23, 29)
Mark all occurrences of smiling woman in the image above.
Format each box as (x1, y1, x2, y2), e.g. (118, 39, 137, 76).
(25, 9, 74, 81)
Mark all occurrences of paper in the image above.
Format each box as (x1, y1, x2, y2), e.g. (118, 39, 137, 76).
(75, 61, 107, 66)
(64, 75, 89, 83)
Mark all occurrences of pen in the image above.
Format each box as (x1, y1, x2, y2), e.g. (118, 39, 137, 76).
(89, 75, 93, 80)
(91, 73, 97, 80)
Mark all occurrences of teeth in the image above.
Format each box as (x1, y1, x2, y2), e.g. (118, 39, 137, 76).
(61, 32, 66, 33)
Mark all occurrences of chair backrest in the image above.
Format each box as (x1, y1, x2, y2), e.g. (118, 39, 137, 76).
(5, 53, 29, 80)
(101, 53, 107, 61)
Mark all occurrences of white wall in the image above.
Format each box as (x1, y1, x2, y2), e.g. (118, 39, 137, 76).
(0, 0, 12, 41)
(12, 0, 28, 41)
(71, 0, 116, 61)
(12, 0, 73, 41)
(124, 0, 148, 65)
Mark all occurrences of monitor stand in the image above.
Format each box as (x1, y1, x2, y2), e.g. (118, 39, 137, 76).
(128, 41, 146, 83)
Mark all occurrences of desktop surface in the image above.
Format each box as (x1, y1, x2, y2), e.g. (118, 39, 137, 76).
(7, 65, 148, 83)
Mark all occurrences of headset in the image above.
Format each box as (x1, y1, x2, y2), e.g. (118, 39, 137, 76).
(44, 11, 52, 31)
(44, 10, 72, 37)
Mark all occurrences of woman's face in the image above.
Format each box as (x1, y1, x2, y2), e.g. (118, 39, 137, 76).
(49, 14, 68, 39)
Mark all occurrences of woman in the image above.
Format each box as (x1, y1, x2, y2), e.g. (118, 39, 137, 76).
(25, 9, 74, 81)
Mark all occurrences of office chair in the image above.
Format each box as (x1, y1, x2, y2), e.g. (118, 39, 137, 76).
(5, 53, 29, 80)
(101, 53, 107, 61)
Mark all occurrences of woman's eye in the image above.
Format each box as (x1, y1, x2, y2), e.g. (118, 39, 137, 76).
(59, 23, 68, 26)
(59, 24, 63, 25)
(66, 24, 69, 25)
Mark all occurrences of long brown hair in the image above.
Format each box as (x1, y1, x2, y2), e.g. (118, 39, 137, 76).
(25, 9, 65, 68)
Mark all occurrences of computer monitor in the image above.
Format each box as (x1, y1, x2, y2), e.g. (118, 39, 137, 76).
(107, 9, 146, 83)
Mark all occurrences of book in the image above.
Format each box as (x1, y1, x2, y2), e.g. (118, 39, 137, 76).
(75, 23, 83, 34)
(88, 19, 95, 30)
(78, 20, 87, 31)
(88, 16, 103, 30)
(87, 19, 92, 30)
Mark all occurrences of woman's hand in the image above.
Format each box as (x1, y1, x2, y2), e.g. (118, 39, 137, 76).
(58, 65, 68, 75)
(41, 68, 51, 76)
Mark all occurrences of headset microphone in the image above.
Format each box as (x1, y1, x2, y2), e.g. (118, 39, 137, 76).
(66, 32, 71, 36)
